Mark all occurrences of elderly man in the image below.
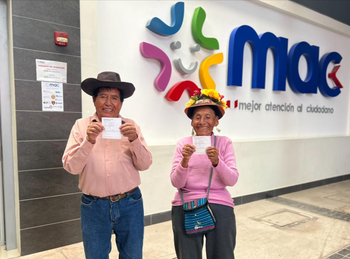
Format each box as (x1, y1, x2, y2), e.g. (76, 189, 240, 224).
(62, 71, 152, 259)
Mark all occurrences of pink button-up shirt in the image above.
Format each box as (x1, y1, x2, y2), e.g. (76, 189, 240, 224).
(62, 113, 152, 197)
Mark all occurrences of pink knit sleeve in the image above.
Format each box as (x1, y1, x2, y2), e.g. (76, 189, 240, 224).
(214, 137, 239, 186)
(170, 140, 189, 188)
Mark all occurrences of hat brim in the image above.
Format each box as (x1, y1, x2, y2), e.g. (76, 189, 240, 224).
(185, 103, 225, 119)
(81, 78, 135, 98)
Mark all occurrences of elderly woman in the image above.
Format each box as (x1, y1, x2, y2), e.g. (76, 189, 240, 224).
(171, 89, 239, 259)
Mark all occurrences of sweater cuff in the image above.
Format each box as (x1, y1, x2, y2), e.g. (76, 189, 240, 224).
(214, 158, 225, 172)
(177, 163, 189, 174)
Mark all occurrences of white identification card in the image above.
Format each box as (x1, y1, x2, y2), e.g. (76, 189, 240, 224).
(102, 117, 122, 139)
(193, 136, 211, 154)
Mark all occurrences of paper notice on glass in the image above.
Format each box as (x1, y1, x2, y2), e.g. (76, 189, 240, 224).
(36, 59, 67, 83)
(193, 136, 211, 154)
(102, 118, 122, 139)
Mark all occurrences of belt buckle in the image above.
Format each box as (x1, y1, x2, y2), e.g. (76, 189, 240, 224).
(108, 189, 134, 202)
(110, 195, 121, 202)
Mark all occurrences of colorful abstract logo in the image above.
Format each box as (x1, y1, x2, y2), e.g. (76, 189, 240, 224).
(140, 2, 230, 106)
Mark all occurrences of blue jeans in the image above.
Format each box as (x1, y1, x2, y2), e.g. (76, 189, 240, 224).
(80, 187, 144, 259)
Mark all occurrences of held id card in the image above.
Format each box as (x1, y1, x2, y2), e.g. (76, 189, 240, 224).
(102, 117, 122, 139)
(192, 136, 211, 154)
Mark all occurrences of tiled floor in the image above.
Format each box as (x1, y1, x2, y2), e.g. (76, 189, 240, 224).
(15, 180, 350, 259)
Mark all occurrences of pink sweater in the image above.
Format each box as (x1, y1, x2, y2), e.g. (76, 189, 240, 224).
(171, 134, 239, 207)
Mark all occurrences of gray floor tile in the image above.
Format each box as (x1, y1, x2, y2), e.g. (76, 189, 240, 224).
(328, 254, 345, 259)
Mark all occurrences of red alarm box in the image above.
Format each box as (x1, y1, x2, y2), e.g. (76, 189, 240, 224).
(54, 31, 68, 46)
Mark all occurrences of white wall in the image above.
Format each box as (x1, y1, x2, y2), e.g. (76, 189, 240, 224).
(83, 0, 350, 144)
(80, 1, 350, 215)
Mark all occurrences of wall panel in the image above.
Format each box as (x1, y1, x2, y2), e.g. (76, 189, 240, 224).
(11, 0, 82, 255)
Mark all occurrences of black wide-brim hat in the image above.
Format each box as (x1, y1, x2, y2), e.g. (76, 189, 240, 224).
(81, 71, 135, 98)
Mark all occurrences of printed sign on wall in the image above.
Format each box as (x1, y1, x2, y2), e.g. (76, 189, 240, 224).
(41, 82, 64, 112)
(36, 59, 67, 83)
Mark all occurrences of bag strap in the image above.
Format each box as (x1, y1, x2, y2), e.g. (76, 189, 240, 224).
(179, 135, 217, 204)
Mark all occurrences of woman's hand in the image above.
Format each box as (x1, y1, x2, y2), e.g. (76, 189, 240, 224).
(86, 121, 104, 144)
(181, 144, 196, 168)
(206, 146, 219, 167)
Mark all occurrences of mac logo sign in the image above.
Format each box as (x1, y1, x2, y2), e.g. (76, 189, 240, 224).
(227, 25, 343, 97)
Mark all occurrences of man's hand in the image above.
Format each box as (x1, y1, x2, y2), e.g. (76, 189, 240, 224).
(86, 120, 104, 144)
(120, 123, 138, 142)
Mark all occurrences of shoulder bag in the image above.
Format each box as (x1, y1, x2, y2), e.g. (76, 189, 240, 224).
(179, 136, 217, 235)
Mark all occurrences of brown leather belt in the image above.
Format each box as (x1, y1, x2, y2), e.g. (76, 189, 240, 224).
(96, 187, 137, 202)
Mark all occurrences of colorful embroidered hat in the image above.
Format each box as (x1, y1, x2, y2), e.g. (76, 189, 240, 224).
(184, 89, 227, 119)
